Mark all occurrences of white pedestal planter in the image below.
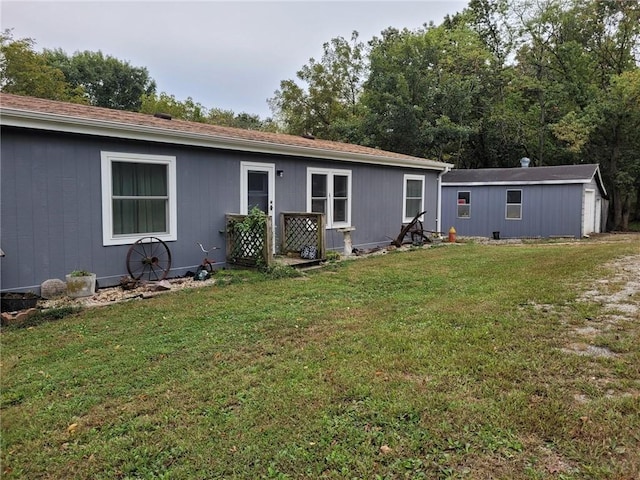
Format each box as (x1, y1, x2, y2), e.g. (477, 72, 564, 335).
(66, 273, 96, 298)
(337, 227, 356, 257)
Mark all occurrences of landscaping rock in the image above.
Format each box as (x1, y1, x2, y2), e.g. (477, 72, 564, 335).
(146, 280, 172, 292)
(1, 308, 38, 327)
(40, 279, 68, 299)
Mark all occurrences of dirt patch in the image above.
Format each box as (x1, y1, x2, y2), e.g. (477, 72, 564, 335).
(561, 343, 619, 358)
(560, 253, 640, 358)
(580, 254, 640, 316)
(552, 246, 640, 407)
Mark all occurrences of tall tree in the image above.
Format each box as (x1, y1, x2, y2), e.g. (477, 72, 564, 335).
(43, 48, 156, 111)
(461, 0, 548, 167)
(268, 32, 367, 141)
(512, 0, 640, 228)
(361, 22, 494, 164)
(593, 70, 640, 229)
(0, 30, 84, 102)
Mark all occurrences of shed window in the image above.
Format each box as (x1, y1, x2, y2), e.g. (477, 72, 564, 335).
(101, 152, 177, 246)
(307, 168, 351, 228)
(506, 189, 522, 220)
(403, 174, 425, 222)
(457, 191, 470, 218)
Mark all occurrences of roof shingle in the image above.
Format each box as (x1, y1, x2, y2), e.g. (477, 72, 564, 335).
(0, 93, 449, 170)
(442, 164, 601, 184)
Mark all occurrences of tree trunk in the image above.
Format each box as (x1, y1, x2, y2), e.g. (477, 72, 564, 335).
(607, 121, 622, 230)
(610, 189, 623, 231)
(621, 194, 631, 231)
(538, 91, 545, 167)
(635, 180, 640, 222)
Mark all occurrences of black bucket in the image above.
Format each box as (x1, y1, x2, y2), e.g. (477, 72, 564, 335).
(1, 292, 39, 312)
(492, 231, 500, 240)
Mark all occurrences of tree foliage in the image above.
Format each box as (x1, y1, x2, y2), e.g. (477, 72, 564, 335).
(140, 92, 277, 131)
(140, 92, 207, 122)
(268, 32, 367, 140)
(42, 48, 156, 111)
(0, 30, 84, 102)
(361, 22, 494, 164)
(268, 0, 639, 229)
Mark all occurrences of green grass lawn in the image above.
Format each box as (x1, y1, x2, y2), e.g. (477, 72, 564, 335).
(2, 239, 639, 479)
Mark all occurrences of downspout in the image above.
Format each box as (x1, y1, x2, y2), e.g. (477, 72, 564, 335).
(436, 166, 451, 234)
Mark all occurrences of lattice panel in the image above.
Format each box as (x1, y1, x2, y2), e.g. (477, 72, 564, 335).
(284, 216, 319, 252)
(228, 224, 265, 266)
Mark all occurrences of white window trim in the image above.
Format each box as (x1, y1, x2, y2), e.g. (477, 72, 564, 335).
(402, 174, 425, 222)
(306, 167, 352, 229)
(101, 151, 177, 246)
(505, 189, 522, 220)
(457, 190, 471, 219)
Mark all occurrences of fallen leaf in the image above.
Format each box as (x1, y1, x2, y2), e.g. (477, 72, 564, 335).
(67, 423, 78, 434)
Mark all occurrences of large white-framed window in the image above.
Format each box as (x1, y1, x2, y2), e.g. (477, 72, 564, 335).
(506, 189, 522, 220)
(457, 191, 470, 218)
(307, 168, 352, 228)
(403, 174, 425, 222)
(101, 151, 177, 246)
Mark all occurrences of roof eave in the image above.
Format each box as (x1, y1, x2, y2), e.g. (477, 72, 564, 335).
(592, 165, 608, 198)
(1, 107, 451, 171)
(441, 179, 593, 186)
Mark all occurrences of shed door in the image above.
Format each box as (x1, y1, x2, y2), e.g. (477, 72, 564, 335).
(594, 198, 602, 234)
(583, 189, 595, 236)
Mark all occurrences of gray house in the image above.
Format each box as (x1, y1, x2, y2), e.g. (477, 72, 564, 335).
(441, 161, 608, 239)
(0, 93, 451, 293)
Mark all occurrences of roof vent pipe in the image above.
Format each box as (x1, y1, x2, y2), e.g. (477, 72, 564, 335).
(520, 157, 531, 168)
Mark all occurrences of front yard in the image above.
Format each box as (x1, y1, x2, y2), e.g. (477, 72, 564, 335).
(1, 236, 639, 479)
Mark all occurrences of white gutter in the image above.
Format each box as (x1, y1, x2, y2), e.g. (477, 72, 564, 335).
(1, 108, 452, 172)
(441, 179, 593, 186)
(436, 165, 451, 234)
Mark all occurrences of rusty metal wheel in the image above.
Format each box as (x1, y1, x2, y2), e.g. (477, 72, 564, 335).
(126, 237, 172, 281)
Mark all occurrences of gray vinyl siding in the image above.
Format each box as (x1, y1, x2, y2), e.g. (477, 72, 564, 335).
(1, 127, 441, 292)
(442, 184, 585, 238)
(1, 128, 247, 291)
(272, 159, 439, 251)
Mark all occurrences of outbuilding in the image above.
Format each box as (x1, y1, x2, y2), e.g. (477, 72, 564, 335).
(441, 160, 608, 239)
(0, 93, 451, 293)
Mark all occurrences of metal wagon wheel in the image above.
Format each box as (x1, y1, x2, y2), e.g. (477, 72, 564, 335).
(126, 237, 172, 281)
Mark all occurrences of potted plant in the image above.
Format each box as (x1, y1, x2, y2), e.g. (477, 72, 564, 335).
(66, 269, 96, 298)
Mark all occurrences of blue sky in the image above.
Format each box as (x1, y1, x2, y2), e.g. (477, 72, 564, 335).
(2, 1, 468, 118)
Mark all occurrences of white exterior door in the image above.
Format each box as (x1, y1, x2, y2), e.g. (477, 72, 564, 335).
(240, 162, 275, 250)
(583, 189, 595, 236)
(240, 162, 275, 216)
